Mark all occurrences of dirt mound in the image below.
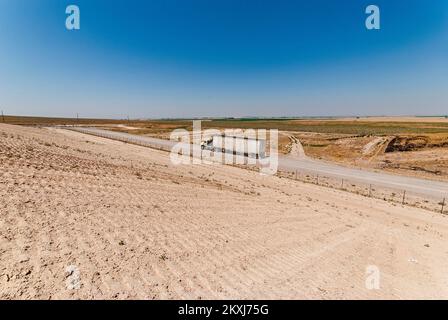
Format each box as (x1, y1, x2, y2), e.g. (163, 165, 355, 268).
(385, 136, 429, 152)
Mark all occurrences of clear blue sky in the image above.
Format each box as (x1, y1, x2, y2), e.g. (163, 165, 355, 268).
(0, 0, 447, 118)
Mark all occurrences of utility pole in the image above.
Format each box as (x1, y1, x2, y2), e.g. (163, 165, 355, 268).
(1, 110, 4, 123)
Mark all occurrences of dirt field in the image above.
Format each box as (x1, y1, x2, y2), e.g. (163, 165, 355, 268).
(97, 118, 448, 182)
(286, 131, 448, 182)
(39, 116, 445, 182)
(9, 114, 448, 181)
(1, 123, 448, 299)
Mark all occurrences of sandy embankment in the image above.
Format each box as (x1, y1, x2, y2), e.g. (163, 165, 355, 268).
(1, 123, 448, 299)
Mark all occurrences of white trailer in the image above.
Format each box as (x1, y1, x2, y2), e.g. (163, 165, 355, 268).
(209, 134, 266, 158)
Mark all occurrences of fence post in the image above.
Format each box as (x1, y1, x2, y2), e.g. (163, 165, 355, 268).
(341, 179, 344, 189)
(316, 174, 319, 185)
(402, 190, 406, 205)
(369, 184, 372, 197)
(295, 170, 297, 180)
(441, 198, 446, 214)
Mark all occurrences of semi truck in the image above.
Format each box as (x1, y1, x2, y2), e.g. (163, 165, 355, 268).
(201, 134, 266, 159)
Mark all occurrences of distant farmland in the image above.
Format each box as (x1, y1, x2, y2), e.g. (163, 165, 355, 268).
(5, 115, 448, 136)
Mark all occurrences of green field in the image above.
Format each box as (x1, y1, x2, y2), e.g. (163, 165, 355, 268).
(4, 115, 448, 136)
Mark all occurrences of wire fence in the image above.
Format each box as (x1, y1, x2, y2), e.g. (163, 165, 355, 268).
(277, 168, 447, 215)
(65, 126, 172, 152)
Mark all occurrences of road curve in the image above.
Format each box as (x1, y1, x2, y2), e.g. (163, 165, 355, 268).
(65, 127, 448, 200)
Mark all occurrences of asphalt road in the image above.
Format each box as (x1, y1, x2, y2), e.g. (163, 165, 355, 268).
(67, 127, 448, 200)
(279, 156, 447, 199)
